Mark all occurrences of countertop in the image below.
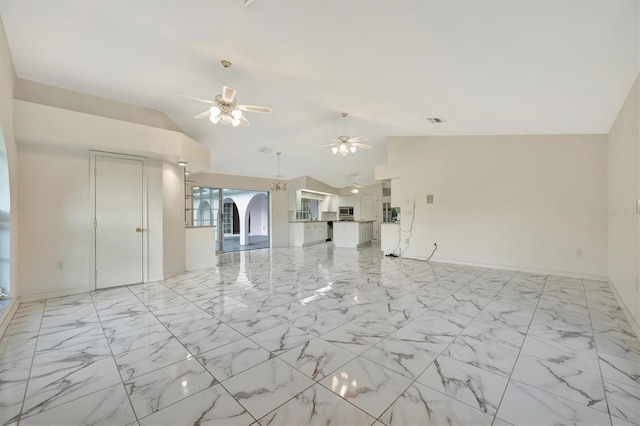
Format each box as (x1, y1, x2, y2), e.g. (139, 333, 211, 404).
(333, 220, 374, 224)
(289, 220, 374, 224)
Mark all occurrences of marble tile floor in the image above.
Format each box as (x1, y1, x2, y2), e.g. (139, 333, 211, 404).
(1, 244, 639, 426)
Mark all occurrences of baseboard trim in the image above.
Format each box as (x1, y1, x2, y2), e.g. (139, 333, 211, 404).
(606, 277, 640, 341)
(401, 255, 608, 282)
(0, 298, 21, 340)
(20, 286, 90, 303)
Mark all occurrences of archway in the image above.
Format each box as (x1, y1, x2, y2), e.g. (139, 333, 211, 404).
(221, 190, 269, 252)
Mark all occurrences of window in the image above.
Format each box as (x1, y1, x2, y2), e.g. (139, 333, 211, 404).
(223, 202, 233, 233)
(191, 187, 219, 227)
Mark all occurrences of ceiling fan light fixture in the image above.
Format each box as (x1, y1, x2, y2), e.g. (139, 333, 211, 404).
(350, 187, 359, 194)
(349, 145, 357, 153)
(220, 114, 233, 124)
(339, 143, 349, 156)
(331, 146, 339, 154)
(209, 106, 221, 117)
(231, 109, 242, 119)
(209, 115, 219, 124)
(231, 118, 240, 127)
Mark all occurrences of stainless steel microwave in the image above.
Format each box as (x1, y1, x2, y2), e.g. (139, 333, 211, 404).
(339, 206, 354, 217)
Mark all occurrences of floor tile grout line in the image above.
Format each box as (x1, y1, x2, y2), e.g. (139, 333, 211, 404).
(366, 266, 518, 425)
(479, 273, 547, 425)
(17, 297, 108, 422)
(205, 255, 471, 423)
(13, 301, 46, 425)
(5, 247, 625, 426)
(91, 287, 143, 423)
(584, 280, 615, 426)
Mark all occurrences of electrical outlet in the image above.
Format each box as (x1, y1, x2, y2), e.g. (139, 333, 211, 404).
(56, 262, 64, 270)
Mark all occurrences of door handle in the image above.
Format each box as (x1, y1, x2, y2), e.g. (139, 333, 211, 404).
(135, 227, 146, 233)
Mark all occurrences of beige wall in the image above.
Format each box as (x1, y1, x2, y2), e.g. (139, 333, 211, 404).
(15, 78, 182, 132)
(607, 74, 640, 328)
(17, 143, 91, 298)
(16, 147, 177, 300)
(380, 134, 608, 279)
(162, 162, 185, 278)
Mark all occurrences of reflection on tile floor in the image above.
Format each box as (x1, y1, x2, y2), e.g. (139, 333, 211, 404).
(1, 244, 639, 425)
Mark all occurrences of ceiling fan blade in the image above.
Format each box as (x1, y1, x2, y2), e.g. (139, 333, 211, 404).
(240, 116, 251, 126)
(347, 136, 367, 143)
(317, 143, 337, 148)
(329, 139, 344, 143)
(351, 143, 372, 149)
(175, 94, 214, 104)
(238, 104, 272, 114)
(221, 86, 236, 103)
(193, 110, 210, 119)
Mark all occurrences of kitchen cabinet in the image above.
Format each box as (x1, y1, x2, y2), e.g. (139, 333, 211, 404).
(289, 222, 328, 247)
(338, 195, 355, 207)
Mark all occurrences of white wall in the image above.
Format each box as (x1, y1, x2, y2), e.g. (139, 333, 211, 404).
(162, 162, 185, 279)
(379, 135, 608, 278)
(13, 100, 210, 172)
(607, 74, 640, 328)
(147, 159, 164, 282)
(0, 16, 17, 297)
(15, 79, 182, 132)
(248, 194, 269, 236)
(18, 143, 91, 298)
(16, 147, 179, 299)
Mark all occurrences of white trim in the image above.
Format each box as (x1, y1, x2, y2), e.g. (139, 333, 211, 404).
(90, 151, 149, 290)
(607, 277, 640, 341)
(0, 298, 20, 339)
(404, 255, 608, 282)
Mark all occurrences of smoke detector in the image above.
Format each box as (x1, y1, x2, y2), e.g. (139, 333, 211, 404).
(427, 117, 447, 123)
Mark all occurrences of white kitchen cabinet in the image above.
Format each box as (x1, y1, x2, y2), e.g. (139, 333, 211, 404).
(338, 195, 355, 207)
(289, 222, 328, 247)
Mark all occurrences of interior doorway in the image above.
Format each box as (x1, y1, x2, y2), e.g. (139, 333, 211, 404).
(190, 187, 269, 253)
(222, 189, 269, 252)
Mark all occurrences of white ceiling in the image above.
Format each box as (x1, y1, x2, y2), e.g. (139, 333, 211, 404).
(1, 0, 637, 187)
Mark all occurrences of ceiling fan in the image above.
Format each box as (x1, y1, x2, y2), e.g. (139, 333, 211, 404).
(318, 112, 371, 156)
(345, 174, 365, 194)
(176, 60, 272, 127)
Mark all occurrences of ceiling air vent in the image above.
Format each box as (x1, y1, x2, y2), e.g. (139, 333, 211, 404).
(427, 118, 447, 123)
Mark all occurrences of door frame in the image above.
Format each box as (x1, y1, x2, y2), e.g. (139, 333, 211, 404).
(90, 151, 149, 291)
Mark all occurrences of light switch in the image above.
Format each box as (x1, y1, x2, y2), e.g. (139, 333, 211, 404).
(426, 195, 434, 204)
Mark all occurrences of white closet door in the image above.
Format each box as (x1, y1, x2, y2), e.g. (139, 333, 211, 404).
(95, 155, 144, 288)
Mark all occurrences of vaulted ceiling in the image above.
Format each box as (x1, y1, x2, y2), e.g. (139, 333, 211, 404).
(1, 0, 637, 187)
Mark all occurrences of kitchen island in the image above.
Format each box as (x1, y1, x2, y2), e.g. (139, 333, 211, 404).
(333, 220, 373, 248)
